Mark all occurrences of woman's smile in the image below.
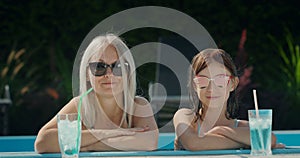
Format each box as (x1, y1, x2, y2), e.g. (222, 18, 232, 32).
(101, 81, 117, 87)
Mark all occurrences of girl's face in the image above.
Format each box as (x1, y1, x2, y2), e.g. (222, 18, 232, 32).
(88, 45, 124, 97)
(193, 62, 237, 109)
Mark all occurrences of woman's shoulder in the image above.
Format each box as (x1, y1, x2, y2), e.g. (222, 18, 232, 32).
(66, 96, 82, 109)
(68, 96, 80, 106)
(57, 97, 79, 114)
(133, 96, 154, 117)
(134, 96, 149, 106)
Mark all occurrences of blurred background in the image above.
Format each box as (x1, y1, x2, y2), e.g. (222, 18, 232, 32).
(0, 0, 299, 135)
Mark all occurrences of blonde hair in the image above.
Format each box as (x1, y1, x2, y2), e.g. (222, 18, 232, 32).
(79, 34, 136, 128)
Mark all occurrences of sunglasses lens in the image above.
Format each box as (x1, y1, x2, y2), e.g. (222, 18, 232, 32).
(214, 75, 229, 87)
(89, 62, 128, 77)
(112, 63, 122, 76)
(193, 77, 209, 88)
(89, 62, 106, 76)
(193, 75, 231, 88)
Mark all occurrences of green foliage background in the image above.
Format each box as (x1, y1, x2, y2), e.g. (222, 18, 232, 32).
(0, 0, 299, 135)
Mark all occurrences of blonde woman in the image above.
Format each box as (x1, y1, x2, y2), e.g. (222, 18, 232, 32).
(35, 34, 158, 153)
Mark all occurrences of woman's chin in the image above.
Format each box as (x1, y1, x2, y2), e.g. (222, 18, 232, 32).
(94, 88, 123, 97)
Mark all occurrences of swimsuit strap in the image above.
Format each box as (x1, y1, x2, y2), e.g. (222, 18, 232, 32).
(197, 120, 201, 136)
(234, 119, 240, 128)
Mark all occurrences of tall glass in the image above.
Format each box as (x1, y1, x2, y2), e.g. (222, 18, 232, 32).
(57, 113, 81, 158)
(248, 109, 272, 156)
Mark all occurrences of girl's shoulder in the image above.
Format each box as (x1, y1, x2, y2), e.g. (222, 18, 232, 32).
(175, 108, 194, 117)
(173, 108, 195, 124)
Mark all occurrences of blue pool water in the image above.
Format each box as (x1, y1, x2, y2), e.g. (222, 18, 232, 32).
(0, 131, 300, 157)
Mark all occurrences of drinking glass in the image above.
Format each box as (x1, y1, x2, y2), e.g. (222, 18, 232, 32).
(248, 109, 272, 156)
(57, 113, 81, 158)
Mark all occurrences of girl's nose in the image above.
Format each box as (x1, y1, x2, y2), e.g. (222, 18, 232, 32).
(206, 80, 213, 90)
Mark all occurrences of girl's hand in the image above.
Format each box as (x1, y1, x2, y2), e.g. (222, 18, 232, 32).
(273, 143, 285, 149)
(207, 126, 286, 149)
(206, 126, 226, 136)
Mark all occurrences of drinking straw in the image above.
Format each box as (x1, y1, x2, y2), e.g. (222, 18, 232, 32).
(252, 89, 264, 150)
(253, 89, 259, 118)
(76, 88, 93, 150)
(77, 88, 93, 121)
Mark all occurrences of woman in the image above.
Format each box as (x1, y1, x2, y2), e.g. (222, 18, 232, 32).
(173, 48, 278, 150)
(35, 34, 158, 153)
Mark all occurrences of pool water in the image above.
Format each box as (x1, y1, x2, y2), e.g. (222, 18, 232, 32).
(0, 131, 300, 157)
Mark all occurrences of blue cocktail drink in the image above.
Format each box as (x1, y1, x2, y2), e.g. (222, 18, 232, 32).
(248, 109, 272, 156)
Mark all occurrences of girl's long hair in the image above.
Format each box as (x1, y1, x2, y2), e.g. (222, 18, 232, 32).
(188, 48, 239, 122)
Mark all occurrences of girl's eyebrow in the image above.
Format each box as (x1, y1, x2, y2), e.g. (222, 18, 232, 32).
(196, 73, 230, 77)
(213, 74, 232, 78)
(215, 73, 231, 76)
(196, 74, 208, 77)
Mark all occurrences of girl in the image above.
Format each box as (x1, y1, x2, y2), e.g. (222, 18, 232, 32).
(173, 48, 277, 150)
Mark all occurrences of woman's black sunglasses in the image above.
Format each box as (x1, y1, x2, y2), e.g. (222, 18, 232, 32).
(89, 61, 128, 76)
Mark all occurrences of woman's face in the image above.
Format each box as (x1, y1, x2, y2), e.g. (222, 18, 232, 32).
(193, 62, 236, 109)
(88, 45, 124, 97)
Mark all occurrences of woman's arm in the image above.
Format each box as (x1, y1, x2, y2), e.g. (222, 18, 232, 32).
(34, 122, 60, 153)
(36, 97, 159, 152)
(80, 127, 149, 151)
(35, 98, 136, 153)
(34, 98, 102, 153)
(82, 97, 159, 151)
(173, 108, 246, 151)
(34, 98, 77, 153)
(84, 129, 158, 151)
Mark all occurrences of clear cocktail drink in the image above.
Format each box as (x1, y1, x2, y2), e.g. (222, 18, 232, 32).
(57, 113, 81, 158)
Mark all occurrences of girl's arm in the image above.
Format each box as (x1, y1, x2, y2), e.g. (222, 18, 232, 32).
(173, 108, 246, 151)
(208, 120, 277, 148)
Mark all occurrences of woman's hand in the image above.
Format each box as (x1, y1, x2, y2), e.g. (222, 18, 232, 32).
(128, 126, 150, 132)
(81, 126, 156, 151)
(90, 126, 150, 141)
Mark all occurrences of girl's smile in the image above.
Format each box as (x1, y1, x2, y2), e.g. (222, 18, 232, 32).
(206, 95, 221, 99)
